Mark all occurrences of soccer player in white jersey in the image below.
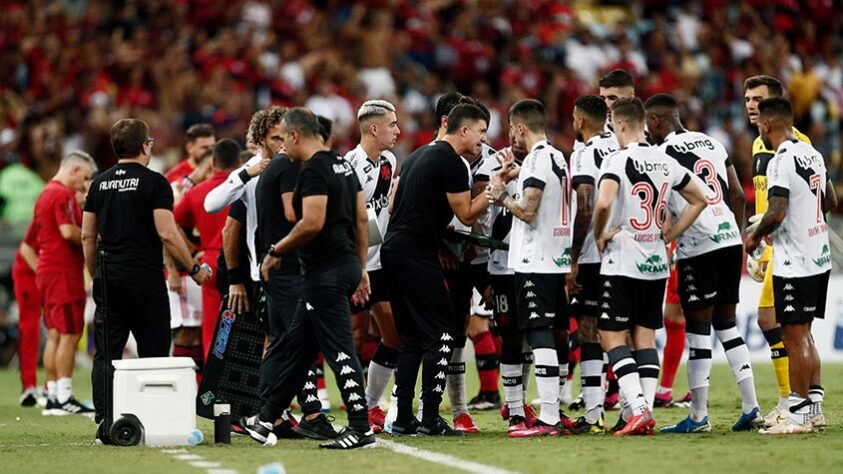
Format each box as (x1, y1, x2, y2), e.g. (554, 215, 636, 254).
(567, 95, 619, 434)
(645, 93, 764, 433)
(746, 98, 834, 434)
(344, 99, 401, 434)
(593, 98, 707, 436)
(488, 99, 571, 437)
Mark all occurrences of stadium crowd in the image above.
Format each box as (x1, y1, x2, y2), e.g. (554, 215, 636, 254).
(2, 0, 843, 226)
(0, 0, 838, 448)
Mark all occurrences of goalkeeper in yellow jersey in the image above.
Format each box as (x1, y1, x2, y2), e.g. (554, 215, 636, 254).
(743, 75, 811, 426)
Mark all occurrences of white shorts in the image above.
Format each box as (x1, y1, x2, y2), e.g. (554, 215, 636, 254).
(168, 275, 203, 329)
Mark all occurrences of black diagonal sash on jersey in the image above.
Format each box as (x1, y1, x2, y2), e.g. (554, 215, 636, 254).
(790, 152, 827, 224)
(370, 157, 393, 217)
(665, 144, 731, 211)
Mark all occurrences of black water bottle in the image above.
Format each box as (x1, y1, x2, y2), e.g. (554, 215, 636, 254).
(213, 401, 231, 444)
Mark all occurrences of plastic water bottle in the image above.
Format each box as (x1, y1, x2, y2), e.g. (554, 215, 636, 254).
(257, 463, 286, 474)
(187, 429, 204, 446)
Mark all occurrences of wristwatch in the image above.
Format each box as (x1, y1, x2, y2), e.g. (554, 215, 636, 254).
(189, 263, 202, 276)
(267, 246, 282, 258)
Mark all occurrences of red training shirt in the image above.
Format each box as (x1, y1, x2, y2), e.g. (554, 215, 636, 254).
(174, 171, 229, 253)
(165, 159, 195, 184)
(33, 180, 83, 273)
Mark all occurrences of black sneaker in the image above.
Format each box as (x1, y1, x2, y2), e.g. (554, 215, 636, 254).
(610, 415, 627, 433)
(467, 391, 502, 411)
(568, 394, 585, 411)
(19, 388, 39, 407)
(240, 415, 277, 446)
(294, 414, 338, 440)
(273, 418, 304, 439)
(41, 398, 59, 416)
(319, 427, 375, 449)
(418, 416, 464, 436)
(55, 397, 95, 417)
(389, 418, 420, 436)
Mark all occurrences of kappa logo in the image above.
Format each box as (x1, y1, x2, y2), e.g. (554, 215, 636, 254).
(524, 280, 535, 288)
(528, 302, 538, 309)
(740, 364, 751, 371)
(602, 291, 610, 298)
(343, 379, 359, 389)
(304, 382, 316, 390)
(601, 302, 610, 309)
(347, 393, 362, 402)
(688, 284, 697, 291)
(340, 365, 354, 375)
(688, 295, 700, 302)
(526, 291, 537, 298)
(306, 395, 318, 403)
(441, 333, 453, 341)
(306, 302, 315, 311)
(115, 169, 126, 176)
(571, 297, 579, 304)
(604, 281, 612, 288)
(784, 295, 795, 301)
(784, 305, 796, 313)
(336, 352, 351, 362)
(308, 369, 316, 376)
(685, 274, 695, 282)
(440, 345, 451, 353)
(529, 312, 540, 319)
(432, 386, 444, 393)
(600, 313, 610, 320)
(784, 284, 794, 291)
(437, 358, 449, 366)
(352, 404, 365, 411)
(435, 371, 446, 380)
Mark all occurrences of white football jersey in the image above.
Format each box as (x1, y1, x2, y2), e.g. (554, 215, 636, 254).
(571, 132, 619, 265)
(469, 144, 499, 265)
(445, 143, 497, 262)
(767, 139, 830, 277)
(345, 145, 397, 271)
(661, 130, 741, 259)
(597, 142, 691, 280)
(488, 166, 520, 276)
(508, 140, 572, 274)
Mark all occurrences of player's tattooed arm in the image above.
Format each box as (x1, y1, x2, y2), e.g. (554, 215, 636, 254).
(571, 184, 594, 262)
(745, 195, 787, 253)
(725, 164, 745, 233)
(502, 186, 542, 224)
(824, 178, 837, 213)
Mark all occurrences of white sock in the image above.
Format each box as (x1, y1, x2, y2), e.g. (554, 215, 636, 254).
(533, 348, 560, 425)
(609, 348, 648, 416)
(47, 380, 58, 400)
(809, 386, 824, 417)
(778, 396, 790, 410)
(558, 364, 571, 404)
(788, 394, 811, 425)
(634, 348, 660, 410)
(57, 377, 72, 404)
(501, 363, 525, 417)
(385, 384, 398, 426)
(447, 347, 468, 417)
(580, 344, 604, 419)
(715, 325, 758, 414)
(687, 325, 712, 421)
(366, 361, 395, 409)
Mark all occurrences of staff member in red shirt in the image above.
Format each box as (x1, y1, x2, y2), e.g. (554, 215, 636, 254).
(174, 138, 242, 362)
(12, 221, 42, 407)
(33, 150, 96, 416)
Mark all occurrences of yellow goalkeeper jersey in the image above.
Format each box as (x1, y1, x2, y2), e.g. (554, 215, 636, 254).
(752, 127, 811, 214)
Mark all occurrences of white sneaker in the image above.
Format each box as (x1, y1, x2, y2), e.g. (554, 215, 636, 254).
(759, 417, 813, 435)
(763, 405, 789, 428)
(810, 413, 827, 431)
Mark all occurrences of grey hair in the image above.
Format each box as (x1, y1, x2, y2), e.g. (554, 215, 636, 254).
(357, 99, 396, 122)
(62, 149, 97, 171)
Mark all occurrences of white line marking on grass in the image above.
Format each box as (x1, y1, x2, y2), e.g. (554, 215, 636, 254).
(190, 461, 222, 468)
(206, 470, 238, 474)
(160, 448, 188, 454)
(174, 454, 203, 460)
(162, 447, 238, 474)
(377, 439, 524, 474)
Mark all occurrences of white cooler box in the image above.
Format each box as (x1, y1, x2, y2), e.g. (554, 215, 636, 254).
(112, 357, 197, 446)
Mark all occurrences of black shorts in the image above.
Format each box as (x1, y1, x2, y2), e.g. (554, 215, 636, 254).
(773, 271, 830, 325)
(514, 273, 567, 331)
(351, 269, 389, 313)
(598, 275, 666, 331)
(569, 263, 601, 318)
(677, 245, 742, 312)
(490, 274, 517, 340)
(469, 262, 491, 295)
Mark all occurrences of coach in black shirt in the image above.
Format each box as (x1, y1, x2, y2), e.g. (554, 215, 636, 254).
(381, 103, 490, 435)
(242, 107, 372, 449)
(81, 119, 210, 432)
(254, 148, 330, 437)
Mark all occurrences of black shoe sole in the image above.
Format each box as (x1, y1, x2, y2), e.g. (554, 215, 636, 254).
(319, 434, 376, 449)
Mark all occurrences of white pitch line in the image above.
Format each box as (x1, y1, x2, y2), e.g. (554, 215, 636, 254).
(174, 453, 203, 461)
(377, 439, 524, 474)
(190, 461, 222, 468)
